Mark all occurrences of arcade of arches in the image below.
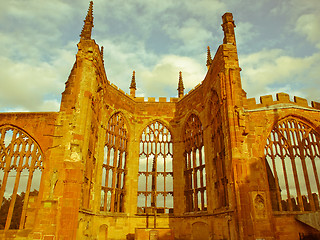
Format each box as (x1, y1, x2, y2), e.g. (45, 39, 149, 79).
(0, 3, 320, 240)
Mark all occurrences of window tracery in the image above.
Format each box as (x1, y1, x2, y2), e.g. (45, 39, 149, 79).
(137, 121, 173, 214)
(265, 118, 320, 211)
(101, 113, 127, 212)
(0, 125, 43, 230)
(184, 114, 207, 212)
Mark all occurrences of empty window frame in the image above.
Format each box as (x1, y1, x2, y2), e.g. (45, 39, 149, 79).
(101, 113, 127, 212)
(137, 121, 173, 214)
(184, 114, 207, 212)
(0, 125, 43, 230)
(265, 118, 320, 211)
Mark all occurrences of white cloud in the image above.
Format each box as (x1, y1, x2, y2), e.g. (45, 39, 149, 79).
(183, 0, 226, 22)
(240, 49, 320, 102)
(235, 21, 257, 47)
(0, 46, 74, 112)
(295, 14, 320, 49)
(0, 0, 319, 112)
(163, 18, 213, 53)
(138, 55, 206, 97)
(271, 0, 320, 18)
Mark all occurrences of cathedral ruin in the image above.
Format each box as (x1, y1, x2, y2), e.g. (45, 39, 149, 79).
(0, 2, 320, 240)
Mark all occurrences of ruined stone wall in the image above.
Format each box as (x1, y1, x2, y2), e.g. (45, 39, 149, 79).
(0, 112, 57, 239)
(240, 93, 320, 240)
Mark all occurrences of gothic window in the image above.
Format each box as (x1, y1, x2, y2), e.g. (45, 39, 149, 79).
(137, 121, 173, 214)
(101, 113, 127, 212)
(0, 125, 43, 230)
(265, 118, 320, 211)
(184, 114, 207, 212)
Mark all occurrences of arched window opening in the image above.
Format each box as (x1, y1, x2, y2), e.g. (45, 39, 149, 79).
(0, 125, 43, 230)
(101, 113, 128, 212)
(137, 121, 173, 214)
(265, 118, 320, 211)
(184, 114, 207, 212)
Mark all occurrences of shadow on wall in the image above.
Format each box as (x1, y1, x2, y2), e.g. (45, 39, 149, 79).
(300, 233, 320, 240)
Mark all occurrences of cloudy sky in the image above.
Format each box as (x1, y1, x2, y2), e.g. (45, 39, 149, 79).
(0, 0, 319, 112)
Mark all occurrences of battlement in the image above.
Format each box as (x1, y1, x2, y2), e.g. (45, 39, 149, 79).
(245, 92, 320, 111)
(108, 81, 179, 103)
(135, 97, 178, 103)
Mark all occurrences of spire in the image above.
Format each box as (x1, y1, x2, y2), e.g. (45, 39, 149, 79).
(100, 46, 104, 63)
(222, 12, 236, 45)
(206, 46, 212, 69)
(130, 71, 136, 97)
(177, 71, 184, 98)
(80, 1, 94, 40)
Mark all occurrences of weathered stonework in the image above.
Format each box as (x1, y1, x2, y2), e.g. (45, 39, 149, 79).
(0, 3, 320, 240)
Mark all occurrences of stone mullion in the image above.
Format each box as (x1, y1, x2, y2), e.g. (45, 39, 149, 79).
(142, 140, 148, 209)
(287, 128, 304, 211)
(118, 150, 123, 171)
(0, 168, 10, 210)
(0, 141, 14, 210)
(164, 174, 167, 210)
(200, 145, 207, 209)
(20, 141, 26, 168)
(200, 166, 205, 210)
(298, 133, 316, 211)
(269, 135, 282, 211)
(192, 148, 198, 211)
(199, 146, 203, 170)
(277, 134, 293, 211)
(115, 150, 122, 209)
(185, 152, 191, 211)
(110, 147, 118, 212)
(200, 189, 205, 210)
(115, 188, 120, 212)
(4, 152, 24, 230)
(153, 138, 158, 209)
(295, 122, 316, 211)
(315, 135, 320, 156)
(18, 141, 34, 226)
(309, 148, 320, 198)
(120, 191, 124, 212)
(163, 141, 167, 210)
(103, 146, 110, 211)
(274, 131, 292, 211)
(145, 140, 149, 208)
(19, 168, 34, 229)
(116, 169, 122, 212)
(144, 173, 148, 208)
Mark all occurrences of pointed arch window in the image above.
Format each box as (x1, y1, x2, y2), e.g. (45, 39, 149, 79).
(137, 121, 173, 214)
(101, 113, 128, 212)
(184, 114, 207, 212)
(0, 125, 43, 230)
(265, 118, 320, 211)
